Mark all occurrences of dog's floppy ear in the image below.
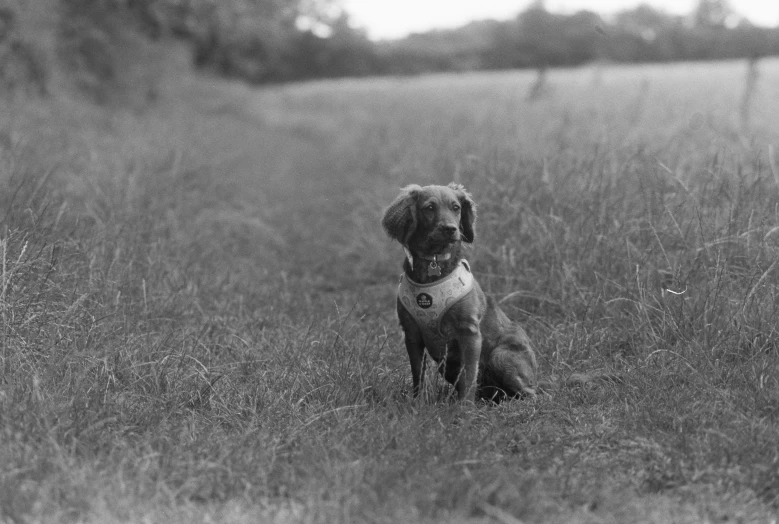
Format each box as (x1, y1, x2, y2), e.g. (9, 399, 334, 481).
(382, 184, 421, 245)
(448, 182, 476, 243)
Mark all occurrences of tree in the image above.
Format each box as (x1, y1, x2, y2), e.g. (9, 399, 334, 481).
(615, 4, 679, 32)
(694, 0, 732, 28)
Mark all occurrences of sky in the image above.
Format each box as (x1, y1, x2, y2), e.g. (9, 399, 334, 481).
(342, 0, 779, 40)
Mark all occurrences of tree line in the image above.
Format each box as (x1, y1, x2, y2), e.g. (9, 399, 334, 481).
(388, 4, 779, 75)
(171, 0, 779, 82)
(2, 0, 778, 95)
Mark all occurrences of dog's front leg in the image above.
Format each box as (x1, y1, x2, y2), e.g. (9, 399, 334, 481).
(455, 324, 482, 402)
(399, 306, 427, 397)
(404, 330, 426, 397)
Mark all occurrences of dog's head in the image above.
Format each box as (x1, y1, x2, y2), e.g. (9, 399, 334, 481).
(381, 183, 476, 254)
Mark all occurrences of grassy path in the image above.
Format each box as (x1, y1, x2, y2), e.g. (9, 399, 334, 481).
(1, 60, 779, 522)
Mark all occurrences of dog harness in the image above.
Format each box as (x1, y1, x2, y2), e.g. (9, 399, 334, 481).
(398, 260, 474, 353)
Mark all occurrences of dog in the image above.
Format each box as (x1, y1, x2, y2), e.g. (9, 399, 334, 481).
(382, 183, 538, 402)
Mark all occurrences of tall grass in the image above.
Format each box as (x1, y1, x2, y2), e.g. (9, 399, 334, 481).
(1, 59, 779, 522)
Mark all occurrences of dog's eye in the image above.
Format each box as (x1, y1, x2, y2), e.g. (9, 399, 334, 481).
(452, 204, 461, 212)
(425, 204, 435, 211)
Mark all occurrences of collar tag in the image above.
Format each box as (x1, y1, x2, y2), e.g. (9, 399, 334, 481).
(427, 257, 442, 277)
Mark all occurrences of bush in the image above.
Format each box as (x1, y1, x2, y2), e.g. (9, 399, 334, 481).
(0, 6, 48, 96)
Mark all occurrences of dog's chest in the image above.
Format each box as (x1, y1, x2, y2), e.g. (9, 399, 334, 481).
(398, 261, 473, 357)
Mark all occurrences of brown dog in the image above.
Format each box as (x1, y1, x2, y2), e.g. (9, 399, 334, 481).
(382, 183, 538, 402)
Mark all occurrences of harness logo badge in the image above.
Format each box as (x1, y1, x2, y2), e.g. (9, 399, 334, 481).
(416, 293, 433, 309)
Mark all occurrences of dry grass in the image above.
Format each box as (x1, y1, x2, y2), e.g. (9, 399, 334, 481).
(1, 59, 779, 523)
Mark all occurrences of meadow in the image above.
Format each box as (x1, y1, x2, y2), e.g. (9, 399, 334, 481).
(1, 57, 779, 523)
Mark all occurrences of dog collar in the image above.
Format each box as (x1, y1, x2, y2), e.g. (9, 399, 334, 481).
(402, 246, 452, 272)
(398, 260, 473, 341)
(415, 252, 452, 262)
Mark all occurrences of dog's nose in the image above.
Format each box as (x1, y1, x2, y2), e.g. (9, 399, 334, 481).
(443, 225, 458, 236)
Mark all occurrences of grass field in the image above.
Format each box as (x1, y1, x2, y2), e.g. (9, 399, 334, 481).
(2, 58, 779, 523)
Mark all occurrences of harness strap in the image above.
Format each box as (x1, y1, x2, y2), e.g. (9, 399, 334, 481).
(397, 260, 473, 340)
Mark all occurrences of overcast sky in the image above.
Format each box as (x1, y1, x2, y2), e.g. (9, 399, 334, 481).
(342, 0, 779, 40)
